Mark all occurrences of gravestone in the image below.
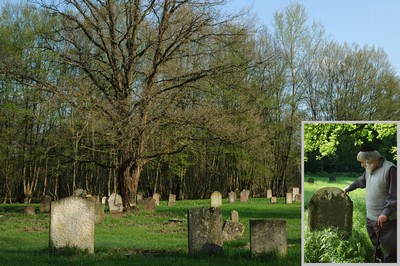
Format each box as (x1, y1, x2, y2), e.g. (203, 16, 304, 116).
(108, 193, 123, 212)
(308, 187, 353, 234)
(87, 196, 104, 224)
(270, 197, 277, 203)
(228, 191, 236, 203)
(73, 188, 87, 197)
(222, 220, 245, 242)
(250, 219, 287, 256)
(307, 178, 314, 184)
(144, 197, 156, 212)
(286, 193, 292, 204)
(188, 207, 223, 255)
(152, 193, 161, 205)
(40, 195, 51, 213)
(292, 187, 300, 200)
(137, 192, 144, 205)
(168, 194, 176, 207)
(210, 191, 222, 207)
(231, 211, 239, 222)
(101, 196, 107, 204)
(240, 189, 250, 202)
(49, 196, 95, 253)
(294, 193, 302, 203)
(266, 189, 272, 199)
(24, 206, 35, 215)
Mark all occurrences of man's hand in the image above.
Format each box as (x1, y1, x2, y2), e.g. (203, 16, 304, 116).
(377, 215, 388, 227)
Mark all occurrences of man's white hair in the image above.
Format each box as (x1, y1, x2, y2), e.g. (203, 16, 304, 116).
(357, 150, 382, 163)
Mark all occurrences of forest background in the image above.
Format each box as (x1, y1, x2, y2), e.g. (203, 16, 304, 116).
(0, 0, 399, 207)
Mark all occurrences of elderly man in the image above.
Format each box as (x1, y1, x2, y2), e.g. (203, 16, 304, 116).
(343, 146, 397, 263)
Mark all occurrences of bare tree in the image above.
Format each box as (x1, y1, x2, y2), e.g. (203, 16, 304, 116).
(37, 0, 249, 208)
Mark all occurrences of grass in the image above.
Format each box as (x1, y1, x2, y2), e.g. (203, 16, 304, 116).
(0, 198, 301, 266)
(303, 174, 374, 263)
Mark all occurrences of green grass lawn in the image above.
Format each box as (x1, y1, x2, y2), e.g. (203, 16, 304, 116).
(303, 175, 373, 263)
(0, 198, 301, 266)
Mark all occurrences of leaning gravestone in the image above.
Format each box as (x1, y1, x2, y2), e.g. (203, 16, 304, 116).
(210, 191, 222, 207)
(228, 191, 236, 203)
(49, 196, 95, 254)
(250, 219, 287, 256)
(308, 187, 353, 234)
(108, 193, 123, 212)
(168, 194, 176, 206)
(40, 195, 51, 213)
(188, 207, 223, 255)
(240, 189, 250, 202)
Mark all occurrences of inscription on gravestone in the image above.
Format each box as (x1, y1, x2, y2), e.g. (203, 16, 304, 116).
(308, 187, 353, 234)
(49, 196, 95, 253)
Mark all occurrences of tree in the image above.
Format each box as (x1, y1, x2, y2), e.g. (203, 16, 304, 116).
(33, 0, 251, 208)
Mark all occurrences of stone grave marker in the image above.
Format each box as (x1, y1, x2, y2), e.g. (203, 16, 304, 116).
(152, 193, 161, 205)
(307, 178, 314, 184)
(292, 187, 300, 200)
(286, 193, 292, 204)
(308, 187, 353, 234)
(240, 189, 250, 202)
(49, 196, 95, 253)
(101, 196, 107, 204)
(270, 197, 277, 203)
(24, 206, 35, 215)
(108, 193, 123, 212)
(228, 191, 236, 203)
(210, 191, 222, 207)
(40, 195, 51, 213)
(188, 207, 223, 255)
(250, 219, 287, 256)
(231, 210, 239, 222)
(168, 194, 176, 207)
(87, 196, 104, 224)
(137, 192, 145, 205)
(222, 220, 244, 242)
(266, 189, 272, 199)
(144, 197, 156, 212)
(294, 193, 301, 202)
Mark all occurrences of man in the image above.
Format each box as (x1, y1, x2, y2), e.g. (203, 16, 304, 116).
(343, 146, 397, 263)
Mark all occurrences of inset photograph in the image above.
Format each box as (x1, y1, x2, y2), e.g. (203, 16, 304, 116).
(302, 122, 398, 263)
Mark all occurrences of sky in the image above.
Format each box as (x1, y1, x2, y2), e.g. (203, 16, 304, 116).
(2, 0, 399, 75)
(222, 0, 400, 76)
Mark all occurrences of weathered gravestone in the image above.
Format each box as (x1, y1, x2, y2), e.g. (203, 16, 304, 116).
(266, 189, 272, 199)
(86, 195, 104, 224)
(210, 191, 222, 207)
(270, 197, 277, 203)
(240, 189, 250, 202)
(250, 219, 287, 256)
(308, 187, 353, 234)
(24, 206, 36, 215)
(49, 196, 95, 253)
(137, 192, 145, 205)
(286, 193, 292, 204)
(292, 187, 300, 201)
(188, 207, 223, 255)
(152, 193, 161, 205)
(294, 193, 302, 203)
(231, 210, 239, 222)
(108, 193, 123, 212)
(144, 197, 156, 212)
(168, 194, 176, 206)
(101, 196, 107, 204)
(228, 191, 236, 203)
(40, 195, 51, 213)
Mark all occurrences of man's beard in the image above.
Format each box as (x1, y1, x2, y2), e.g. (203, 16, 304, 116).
(365, 163, 377, 175)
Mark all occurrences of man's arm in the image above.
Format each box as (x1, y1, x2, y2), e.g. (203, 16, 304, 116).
(378, 166, 397, 226)
(343, 172, 366, 193)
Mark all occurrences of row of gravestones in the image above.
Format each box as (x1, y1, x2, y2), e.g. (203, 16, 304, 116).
(188, 207, 287, 256)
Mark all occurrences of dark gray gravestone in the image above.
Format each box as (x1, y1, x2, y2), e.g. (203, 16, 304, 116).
(188, 207, 223, 255)
(250, 219, 287, 256)
(308, 187, 353, 234)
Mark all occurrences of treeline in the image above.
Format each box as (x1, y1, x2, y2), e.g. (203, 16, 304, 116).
(0, 1, 399, 204)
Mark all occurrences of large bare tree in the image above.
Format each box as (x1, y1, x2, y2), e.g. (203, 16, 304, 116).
(38, 0, 249, 208)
